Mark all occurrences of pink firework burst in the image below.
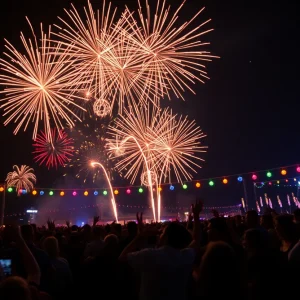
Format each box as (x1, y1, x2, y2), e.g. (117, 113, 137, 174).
(33, 129, 74, 169)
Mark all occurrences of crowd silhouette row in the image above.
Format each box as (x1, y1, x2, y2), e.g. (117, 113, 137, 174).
(1, 200, 300, 300)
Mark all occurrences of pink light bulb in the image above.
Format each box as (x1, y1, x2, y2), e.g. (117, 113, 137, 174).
(126, 189, 131, 194)
(252, 174, 257, 180)
(297, 167, 300, 173)
(72, 191, 77, 196)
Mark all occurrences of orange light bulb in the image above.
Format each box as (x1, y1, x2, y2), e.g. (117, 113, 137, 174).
(281, 169, 287, 176)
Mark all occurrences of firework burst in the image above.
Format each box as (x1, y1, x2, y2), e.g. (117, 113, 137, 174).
(108, 103, 206, 222)
(121, 0, 217, 100)
(53, 1, 125, 109)
(148, 111, 207, 184)
(100, 20, 164, 111)
(51, 0, 216, 113)
(6, 165, 36, 192)
(33, 129, 74, 169)
(107, 103, 165, 184)
(53, 0, 161, 113)
(107, 102, 206, 184)
(0, 19, 88, 141)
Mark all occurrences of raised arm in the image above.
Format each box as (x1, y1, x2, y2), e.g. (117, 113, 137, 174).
(119, 212, 143, 261)
(189, 199, 203, 248)
(11, 225, 41, 285)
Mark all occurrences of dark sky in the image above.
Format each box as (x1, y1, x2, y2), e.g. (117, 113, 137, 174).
(0, 0, 296, 201)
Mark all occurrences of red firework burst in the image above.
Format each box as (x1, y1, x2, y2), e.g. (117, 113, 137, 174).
(33, 129, 74, 169)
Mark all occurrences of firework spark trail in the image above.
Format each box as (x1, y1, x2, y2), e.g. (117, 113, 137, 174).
(121, 0, 217, 101)
(91, 161, 118, 222)
(148, 112, 207, 184)
(0, 19, 88, 142)
(156, 155, 170, 222)
(148, 111, 206, 221)
(108, 134, 157, 222)
(107, 103, 161, 184)
(33, 129, 74, 169)
(68, 139, 108, 184)
(6, 165, 36, 193)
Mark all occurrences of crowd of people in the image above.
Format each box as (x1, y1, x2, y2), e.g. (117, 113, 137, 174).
(1, 200, 300, 300)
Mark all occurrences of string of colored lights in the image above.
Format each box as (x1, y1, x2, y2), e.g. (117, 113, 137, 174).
(1, 164, 300, 195)
(254, 177, 300, 188)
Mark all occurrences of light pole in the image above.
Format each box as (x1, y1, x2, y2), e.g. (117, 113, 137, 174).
(242, 179, 249, 212)
(0, 183, 6, 226)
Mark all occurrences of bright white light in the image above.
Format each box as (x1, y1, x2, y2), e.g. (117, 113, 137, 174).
(26, 210, 38, 213)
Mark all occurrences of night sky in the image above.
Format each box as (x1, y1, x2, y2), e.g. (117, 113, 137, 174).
(0, 0, 296, 211)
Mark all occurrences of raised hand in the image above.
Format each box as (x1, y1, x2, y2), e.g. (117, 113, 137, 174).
(66, 221, 70, 228)
(47, 218, 55, 231)
(192, 198, 203, 219)
(51, 220, 55, 230)
(93, 216, 100, 226)
(136, 212, 144, 235)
